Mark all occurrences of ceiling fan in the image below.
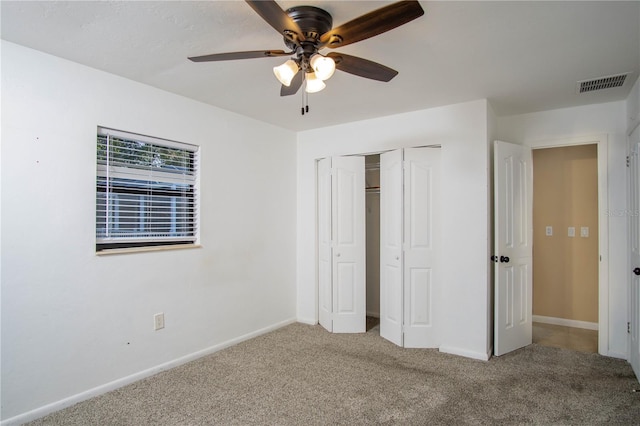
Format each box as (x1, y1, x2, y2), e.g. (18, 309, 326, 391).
(188, 0, 424, 102)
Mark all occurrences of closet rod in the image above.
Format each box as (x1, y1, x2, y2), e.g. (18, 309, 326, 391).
(365, 162, 380, 170)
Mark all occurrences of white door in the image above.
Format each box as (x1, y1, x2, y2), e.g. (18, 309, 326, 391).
(403, 147, 441, 348)
(379, 147, 441, 348)
(494, 140, 533, 356)
(629, 131, 640, 378)
(318, 158, 333, 332)
(380, 149, 404, 345)
(331, 156, 366, 333)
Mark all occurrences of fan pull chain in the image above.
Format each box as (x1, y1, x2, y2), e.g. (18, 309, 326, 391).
(301, 74, 310, 116)
(301, 73, 305, 115)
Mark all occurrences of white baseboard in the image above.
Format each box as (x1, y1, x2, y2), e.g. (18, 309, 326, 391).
(533, 315, 598, 331)
(296, 317, 317, 325)
(1, 317, 297, 426)
(439, 345, 491, 361)
(606, 350, 627, 360)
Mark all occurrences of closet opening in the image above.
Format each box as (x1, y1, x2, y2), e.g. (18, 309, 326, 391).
(365, 154, 381, 332)
(317, 147, 441, 347)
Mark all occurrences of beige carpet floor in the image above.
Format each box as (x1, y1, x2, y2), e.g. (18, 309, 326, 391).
(27, 322, 640, 425)
(533, 322, 598, 353)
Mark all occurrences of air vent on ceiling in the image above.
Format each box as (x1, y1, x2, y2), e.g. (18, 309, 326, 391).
(577, 73, 628, 93)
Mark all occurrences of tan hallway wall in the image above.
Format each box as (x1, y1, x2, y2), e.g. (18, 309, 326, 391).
(532, 144, 598, 323)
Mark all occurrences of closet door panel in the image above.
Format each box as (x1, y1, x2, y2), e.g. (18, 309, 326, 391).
(380, 149, 403, 346)
(403, 147, 441, 348)
(408, 267, 432, 327)
(332, 156, 366, 333)
(336, 263, 356, 312)
(383, 264, 402, 323)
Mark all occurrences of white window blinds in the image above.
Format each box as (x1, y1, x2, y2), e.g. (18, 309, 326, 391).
(96, 127, 199, 251)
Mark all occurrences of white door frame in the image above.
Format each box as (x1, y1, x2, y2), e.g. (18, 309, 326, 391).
(525, 134, 609, 356)
(317, 158, 333, 332)
(627, 125, 640, 378)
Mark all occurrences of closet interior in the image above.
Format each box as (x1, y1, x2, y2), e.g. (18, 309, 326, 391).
(365, 154, 381, 330)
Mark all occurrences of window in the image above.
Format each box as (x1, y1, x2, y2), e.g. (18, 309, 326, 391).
(96, 127, 198, 252)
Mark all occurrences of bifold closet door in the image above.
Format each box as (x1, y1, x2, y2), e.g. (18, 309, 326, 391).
(380, 147, 441, 348)
(403, 147, 441, 348)
(318, 156, 366, 334)
(380, 149, 404, 345)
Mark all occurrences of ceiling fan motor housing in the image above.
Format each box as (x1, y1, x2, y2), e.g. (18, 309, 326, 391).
(285, 6, 333, 50)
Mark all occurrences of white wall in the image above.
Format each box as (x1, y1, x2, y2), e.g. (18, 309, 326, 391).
(4, 36, 633, 423)
(496, 101, 628, 358)
(1, 41, 297, 422)
(628, 76, 640, 134)
(296, 99, 493, 360)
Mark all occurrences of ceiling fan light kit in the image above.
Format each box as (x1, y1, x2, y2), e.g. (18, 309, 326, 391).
(304, 72, 326, 93)
(188, 0, 425, 113)
(309, 54, 336, 81)
(273, 59, 299, 86)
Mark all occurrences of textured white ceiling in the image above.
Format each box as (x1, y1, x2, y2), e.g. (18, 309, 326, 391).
(2, 1, 639, 131)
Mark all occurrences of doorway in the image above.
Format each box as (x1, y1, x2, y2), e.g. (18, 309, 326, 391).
(532, 144, 599, 353)
(493, 136, 608, 357)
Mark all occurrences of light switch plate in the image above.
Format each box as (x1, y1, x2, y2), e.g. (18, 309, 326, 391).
(581, 227, 589, 237)
(568, 227, 575, 237)
(545, 226, 553, 236)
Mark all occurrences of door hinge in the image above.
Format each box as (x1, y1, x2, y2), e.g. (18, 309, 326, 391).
(628, 322, 631, 334)
(628, 156, 631, 167)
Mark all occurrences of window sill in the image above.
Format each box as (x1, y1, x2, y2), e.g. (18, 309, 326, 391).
(96, 244, 202, 256)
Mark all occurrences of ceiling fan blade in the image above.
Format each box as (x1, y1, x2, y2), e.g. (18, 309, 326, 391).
(327, 53, 398, 82)
(245, 0, 305, 42)
(280, 71, 303, 96)
(188, 50, 292, 62)
(320, 0, 424, 49)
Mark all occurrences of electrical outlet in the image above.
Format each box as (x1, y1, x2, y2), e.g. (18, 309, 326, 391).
(545, 226, 553, 236)
(568, 227, 575, 237)
(154, 313, 165, 331)
(580, 227, 589, 238)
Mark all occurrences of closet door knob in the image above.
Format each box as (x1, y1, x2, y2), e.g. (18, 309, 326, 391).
(634, 267, 640, 276)
(395, 256, 400, 260)
(500, 256, 510, 263)
(335, 253, 341, 257)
